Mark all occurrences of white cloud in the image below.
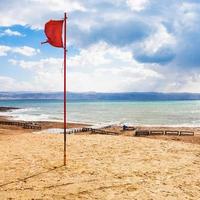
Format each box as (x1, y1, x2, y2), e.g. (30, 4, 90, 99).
(154, 69, 200, 93)
(0, 29, 24, 37)
(10, 57, 63, 91)
(12, 46, 40, 56)
(0, 0, 86, 28)
(139, 24, 176, 54)
(7, 41, 200, 93)
(32, 0, 87, 12)
(0, 45, 39, 57)
(1, 0, 200, 93)
(9, 58, 62, 69)
(9, 42, 163, 92)
(0, 45, 11, 56)
(126, 0, 149, 12)
(174, 2, 200, 32)
(0, 76, 33, 91)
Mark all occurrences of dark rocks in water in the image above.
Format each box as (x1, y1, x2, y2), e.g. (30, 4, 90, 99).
(0, 107, 19, 112)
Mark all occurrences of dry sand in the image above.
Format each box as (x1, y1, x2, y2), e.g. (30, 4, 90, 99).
(0, 129, 200, 200)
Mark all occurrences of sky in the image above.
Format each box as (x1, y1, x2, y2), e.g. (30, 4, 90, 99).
(0, 0, 200, 92)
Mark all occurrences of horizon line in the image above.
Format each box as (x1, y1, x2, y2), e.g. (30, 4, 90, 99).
(1, 91, 200, 94)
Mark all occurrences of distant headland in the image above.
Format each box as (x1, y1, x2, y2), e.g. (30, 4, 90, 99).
(1, 92, 200, 101)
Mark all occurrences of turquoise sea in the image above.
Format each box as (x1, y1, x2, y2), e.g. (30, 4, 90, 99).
(1, 99, 200, 126)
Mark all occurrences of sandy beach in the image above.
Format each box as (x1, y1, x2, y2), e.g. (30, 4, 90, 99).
(0, 119, 200, 199)
(2, 0, 200, 198)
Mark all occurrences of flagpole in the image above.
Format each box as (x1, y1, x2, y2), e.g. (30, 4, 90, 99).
(63, 12, 67, 165)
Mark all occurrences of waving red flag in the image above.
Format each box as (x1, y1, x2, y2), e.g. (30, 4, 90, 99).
(42, 13, 68, 166)
(44, 20, 64, 48)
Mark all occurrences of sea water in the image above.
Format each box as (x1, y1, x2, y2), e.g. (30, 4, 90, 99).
(1, 99, 200, 126)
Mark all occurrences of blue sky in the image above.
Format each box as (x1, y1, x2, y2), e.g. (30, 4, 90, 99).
(0, 0, 200, 92)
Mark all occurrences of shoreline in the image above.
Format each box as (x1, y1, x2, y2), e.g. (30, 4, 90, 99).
(1, 107, 200, 145)
(1, 111, 200, 133)
(2, 113, 200, 129)
(1, 115, 200, 146)
(2, 106, 200, 128)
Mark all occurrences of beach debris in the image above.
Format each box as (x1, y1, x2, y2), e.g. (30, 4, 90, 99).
(122, 125, 136, 131)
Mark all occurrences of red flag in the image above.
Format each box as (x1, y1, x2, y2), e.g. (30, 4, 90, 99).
(44, 20, 64, 48)
(42, 13, 68, 165)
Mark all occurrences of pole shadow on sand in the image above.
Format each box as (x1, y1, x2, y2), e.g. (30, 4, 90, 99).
(0, 164, 64, 189)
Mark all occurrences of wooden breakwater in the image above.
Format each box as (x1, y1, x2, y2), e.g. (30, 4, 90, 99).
(66, 128, 85, 134)
(44, 127, 111, 135)
(81, 125, 195, 137)
(42, 124, 114, 134)
(68, 124, 115, 135)
(82, 124, 118, 135)
(90, 128, 118, 135)
(0, 121, 41, 130)
(0, 107, 19, 112)
(52, 128, 195, 136)
(135, 130, 194, 136)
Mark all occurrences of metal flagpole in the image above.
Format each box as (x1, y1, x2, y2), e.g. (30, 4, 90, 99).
(63, 12, 67, 165)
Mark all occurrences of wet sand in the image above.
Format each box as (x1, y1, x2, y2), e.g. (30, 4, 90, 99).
(0, 115, 88, 135)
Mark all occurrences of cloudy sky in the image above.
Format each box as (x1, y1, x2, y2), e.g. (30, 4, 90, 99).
(0, 0, 200, 92)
